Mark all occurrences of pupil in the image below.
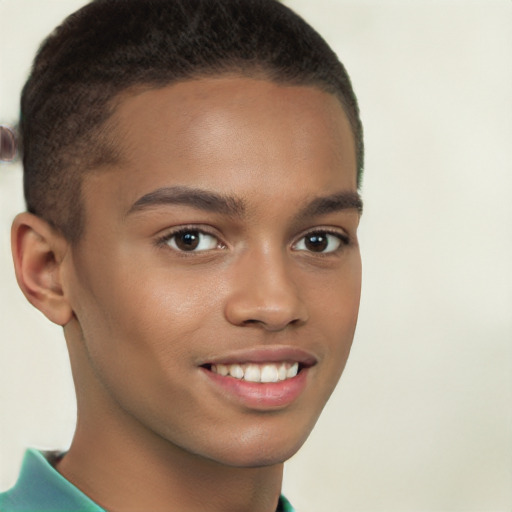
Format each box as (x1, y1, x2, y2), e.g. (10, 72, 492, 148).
(305, 234, 328, 252)
(177, 231, 199, 250)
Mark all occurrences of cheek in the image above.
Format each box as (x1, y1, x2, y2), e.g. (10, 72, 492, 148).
(79, 246, 217, 327)
(70, 262, 213, 415)
(310, 256, 361, 368)
(311, 254, 362, 323)
(69, 252, 218, 382)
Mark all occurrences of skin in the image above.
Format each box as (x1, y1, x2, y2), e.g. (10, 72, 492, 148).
(12, 76, 362, 512)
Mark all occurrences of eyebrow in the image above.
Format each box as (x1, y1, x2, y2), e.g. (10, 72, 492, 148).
(127, 186, 362, 219)
(297, 191, 363, 218)
(127, 186, 246, 217)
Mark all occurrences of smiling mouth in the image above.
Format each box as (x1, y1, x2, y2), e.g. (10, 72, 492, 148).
(202, 362, 307, 383)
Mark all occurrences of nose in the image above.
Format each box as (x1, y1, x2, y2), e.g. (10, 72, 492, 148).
(224, 248, 309, 331)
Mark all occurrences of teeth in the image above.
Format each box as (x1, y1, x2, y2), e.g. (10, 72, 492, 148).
(244, 364, 261, 382)
(277, 363, 288, 381)
(214, 364, 229, 376)
(211, 362, 300, 382)
(287, 362, 299, 379)
(229, 364, 244, 379)
(260, 364, 279, 383)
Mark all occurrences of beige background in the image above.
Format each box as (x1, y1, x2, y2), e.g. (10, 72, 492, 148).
(1, 1, 511, 510)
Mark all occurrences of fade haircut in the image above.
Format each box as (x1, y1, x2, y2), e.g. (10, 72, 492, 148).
(21, 0, 364, 243)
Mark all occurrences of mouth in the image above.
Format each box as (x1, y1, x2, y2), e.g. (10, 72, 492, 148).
(202, 361, 308, 383)
(199, 348, 316, 409)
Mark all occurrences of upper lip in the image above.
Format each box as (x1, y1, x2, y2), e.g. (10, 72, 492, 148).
(199, 346, 317, 367)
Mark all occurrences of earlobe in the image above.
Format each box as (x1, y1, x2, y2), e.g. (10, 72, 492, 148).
(11, 212, 73, 326)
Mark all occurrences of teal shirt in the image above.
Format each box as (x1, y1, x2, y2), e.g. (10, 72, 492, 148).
(0, 450, 295, 512)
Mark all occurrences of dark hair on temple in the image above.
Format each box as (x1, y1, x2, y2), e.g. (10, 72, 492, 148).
(21, 0, 364, 242)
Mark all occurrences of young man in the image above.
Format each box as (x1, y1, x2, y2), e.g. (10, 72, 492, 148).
(1, 0, 364, 510)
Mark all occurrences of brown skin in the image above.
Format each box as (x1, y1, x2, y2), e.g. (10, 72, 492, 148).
(12, 77, 361, 512)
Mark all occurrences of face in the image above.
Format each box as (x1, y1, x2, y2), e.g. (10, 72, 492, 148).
(64, 76, 362, 468)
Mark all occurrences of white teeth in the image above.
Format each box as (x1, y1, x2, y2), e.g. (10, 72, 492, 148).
(216, 363, 229, 376)
(277, 363, 288, 381)
(260, 364, 279, 383)
(211, 362, 301, 382)
(229, 364, 244, 379)
(286, 362, 299, 379)
(244, 364, 261, 382)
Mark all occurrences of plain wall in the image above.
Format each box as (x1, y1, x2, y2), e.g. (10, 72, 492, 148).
(1, 1, 511, 510)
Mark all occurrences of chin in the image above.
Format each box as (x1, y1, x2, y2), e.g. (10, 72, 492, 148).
(198, 424, 314, 469)
(213, 447, 299, 469)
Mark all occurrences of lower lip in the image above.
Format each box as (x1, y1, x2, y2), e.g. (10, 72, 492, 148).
(201, 367, 310, 410)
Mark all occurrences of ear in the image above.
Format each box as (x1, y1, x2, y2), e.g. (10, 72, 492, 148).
(11, 212, 73, 326)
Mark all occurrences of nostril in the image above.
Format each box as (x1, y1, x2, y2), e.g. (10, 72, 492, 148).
(242, 319, 260, 326)
(239, 316, 303, 331)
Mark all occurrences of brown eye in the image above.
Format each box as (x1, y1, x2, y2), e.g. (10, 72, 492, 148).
(166, 230, 219, 252)
(175, 231, 199, 250)
(304, 233, 328, 252)
(293, 232, 346, 254)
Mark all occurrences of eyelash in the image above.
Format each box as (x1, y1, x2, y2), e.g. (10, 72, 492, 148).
(292, 228, 350, 255)
(155, 226, 350, 254)
(155, 226, 224, 253)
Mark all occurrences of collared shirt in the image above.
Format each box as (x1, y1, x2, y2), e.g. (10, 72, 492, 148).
(0, 449, 295, 512)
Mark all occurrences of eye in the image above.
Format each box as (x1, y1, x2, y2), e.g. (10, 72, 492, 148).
(165, 229, 220, 252)
(293, 231, 348, 254)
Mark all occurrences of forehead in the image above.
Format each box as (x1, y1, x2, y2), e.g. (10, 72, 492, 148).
(85, 77, 357, 215)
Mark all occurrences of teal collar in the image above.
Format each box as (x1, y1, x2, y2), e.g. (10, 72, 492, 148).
(0, 449, 103, 511)
(1, 449, 295, 511)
